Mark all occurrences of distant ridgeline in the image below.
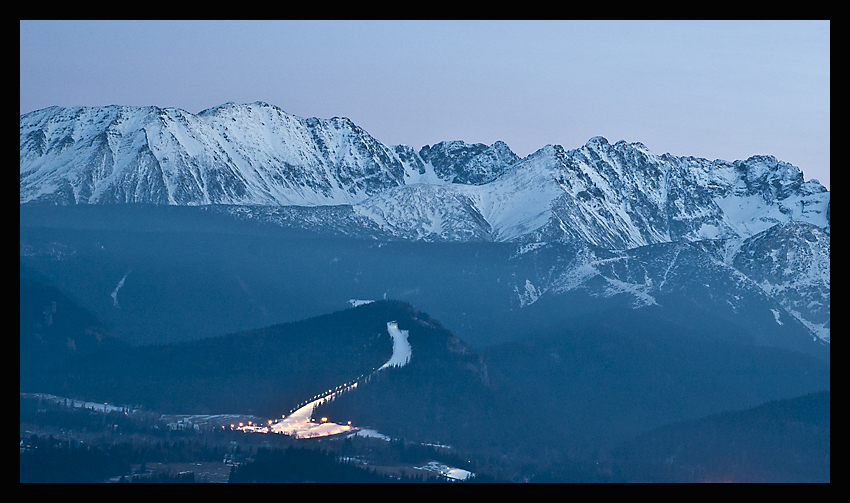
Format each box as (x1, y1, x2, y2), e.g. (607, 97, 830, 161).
(20, 102, 828, 349)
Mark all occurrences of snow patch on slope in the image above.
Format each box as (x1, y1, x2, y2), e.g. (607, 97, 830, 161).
(379, 321, 412, 369)
(110, 270, 131, 308)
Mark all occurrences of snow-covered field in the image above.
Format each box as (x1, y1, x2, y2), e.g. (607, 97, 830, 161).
(414, 461, 474, 481)
(264, 382, 359, 438)
(346, 428, 391, 441)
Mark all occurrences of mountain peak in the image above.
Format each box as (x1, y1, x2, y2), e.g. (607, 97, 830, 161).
(417, 139, 519, 185)
(19, 102, 828, 240)
(586, 136, 610, 147)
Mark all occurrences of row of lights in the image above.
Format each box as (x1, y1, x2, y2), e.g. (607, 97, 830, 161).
(229, 418, 353, 430)
(235, 351, 394, 433)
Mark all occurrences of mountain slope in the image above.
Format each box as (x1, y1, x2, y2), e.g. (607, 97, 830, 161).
(20, 203, 829, 352)
(20, 272, 125, 392)
(509, 231, 830, 353)
(609, 390, 830, 482)
(21, 102, 411, 206)
(21, 103, 828, 246)
(480, 309, 830, 450)
(731, 221, 830, 342)
(36, 301, 487, 420)
(20, 102, 829, 345)
(211, 137, 829, 250)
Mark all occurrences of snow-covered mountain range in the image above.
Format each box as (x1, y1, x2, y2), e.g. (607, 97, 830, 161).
(20, 102, 829, 344)
(19, 102, 829, 243)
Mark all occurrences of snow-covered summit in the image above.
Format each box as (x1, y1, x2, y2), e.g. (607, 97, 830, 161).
(21, 102, 828, 249)
(418, 139, 521, 185)
(20, 102, 408, 206)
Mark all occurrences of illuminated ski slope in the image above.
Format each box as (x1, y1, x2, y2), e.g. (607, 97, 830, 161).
(242, 321, 410, 438)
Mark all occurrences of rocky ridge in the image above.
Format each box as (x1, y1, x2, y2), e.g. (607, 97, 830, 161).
(20, 102, 829, 343)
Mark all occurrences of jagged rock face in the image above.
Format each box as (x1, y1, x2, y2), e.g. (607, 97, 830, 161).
(418, 140, 520, 185)
(484, 137, 829, 250)
(20, 105, 828, 248)
(20, 102, 410, 205)
(517, 240, 764, 313)
(353, 184, 494, 242)
(510, 235, 830, 349)
(529, 141, 677, 249)
(732, 222, 830, 342)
